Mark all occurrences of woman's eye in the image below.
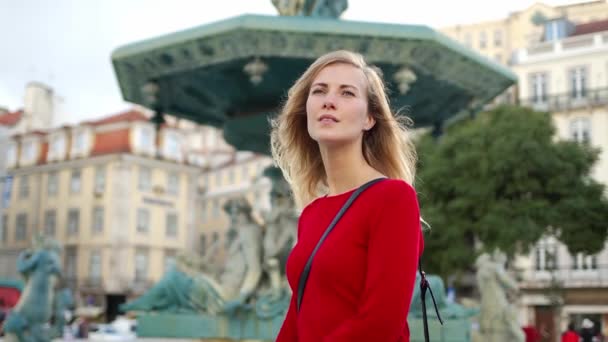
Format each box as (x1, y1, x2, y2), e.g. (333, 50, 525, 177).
(343, 91, 355, 96)
(311, 88, 324, 94)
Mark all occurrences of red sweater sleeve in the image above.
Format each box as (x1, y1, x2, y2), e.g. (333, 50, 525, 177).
(276, 293, 298, 341)
(322, 181, 421, 341)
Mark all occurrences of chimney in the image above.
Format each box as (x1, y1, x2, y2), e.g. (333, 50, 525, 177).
(23, 82, 55, 131)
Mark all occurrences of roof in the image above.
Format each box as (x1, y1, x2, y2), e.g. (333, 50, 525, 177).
(112, 14, 516, 154)
(0, 110, 23, 126)
(88, 109, 149, 126)
(572, 18, 608, 36)
(91, 128, 132, 156)
(556, 0, 604, 9)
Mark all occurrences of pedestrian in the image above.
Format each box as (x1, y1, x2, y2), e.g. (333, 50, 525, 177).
(271, 50, 422, 341)
(561, 322, 580, 342)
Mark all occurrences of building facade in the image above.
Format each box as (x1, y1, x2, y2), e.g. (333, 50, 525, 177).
(512, 17, 608, 340)
(0, 109, 206, 320)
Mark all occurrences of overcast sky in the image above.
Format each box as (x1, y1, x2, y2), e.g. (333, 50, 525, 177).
(0, 0, 583, 125)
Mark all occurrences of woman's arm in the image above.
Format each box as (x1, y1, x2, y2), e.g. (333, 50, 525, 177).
(323, 181, 422, 341)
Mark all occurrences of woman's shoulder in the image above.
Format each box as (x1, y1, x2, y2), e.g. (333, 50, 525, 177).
(369, 178, 417, 200)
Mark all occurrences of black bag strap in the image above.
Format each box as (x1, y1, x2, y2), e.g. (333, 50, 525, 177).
(419, 258, 444, 342)
(296, 177, 386, 312)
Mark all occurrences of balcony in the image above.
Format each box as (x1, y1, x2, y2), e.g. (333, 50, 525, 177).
(519, 87, 608, 112)
(520, 264, 608, 289)
(81, 277, 104, 291)
(514, 31, 608, 64)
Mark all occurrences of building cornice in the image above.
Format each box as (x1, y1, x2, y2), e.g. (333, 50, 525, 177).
(7, 153, 203, 175)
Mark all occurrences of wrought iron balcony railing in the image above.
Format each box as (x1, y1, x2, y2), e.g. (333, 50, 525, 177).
(519, 87, 608, 112)
(519, 264, 608, 288)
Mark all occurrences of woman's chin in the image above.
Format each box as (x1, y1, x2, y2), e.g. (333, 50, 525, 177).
(313, 135, 356, 147)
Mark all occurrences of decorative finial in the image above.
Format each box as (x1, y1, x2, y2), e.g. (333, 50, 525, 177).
(394, 67, 417, 95)
(244, 57, 269, 85)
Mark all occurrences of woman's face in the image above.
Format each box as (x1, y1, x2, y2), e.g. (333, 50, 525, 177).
(306, 63, 375, 146)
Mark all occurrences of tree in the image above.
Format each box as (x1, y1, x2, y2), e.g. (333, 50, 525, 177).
(415, 105, 608, 280)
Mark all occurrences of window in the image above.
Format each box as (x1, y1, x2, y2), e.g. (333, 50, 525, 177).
(215, 172, 222, 186)
(139, 166, 151, 191)
(534, 240, 557, 271)
(137, 208, 150, 233)
(1, 215, 7, 244)
(44, 210, 56, 237)
(572, 253, 597, 270)
(65, 247, 78, 280)
(569, 67, 587, 100)
(23, 141, 36, 161)
(89, 250, 102, 281)
(92, 207, 104, 234)
(570, 118, 591, 144)
(15, 213, 27, 241)
(164, 250, 177, 272)
(479, 31, 487, 49)
(67, 209, 80, 236)
(75, 131, 85, 150)
(135, 249, 149, 282)
(200, 234, 208, 254)
(7, 143, 17, 166)
(228, 168, 235, 183)
(167, 172, 179, 195)
(51, 134, 66, 159)
(70, 169, 81, 193)
(242, 165, 249, 180)
(463, 32, 472, 47)
(493, 29, 503, 47)
(530, 73, 548, 104)
(494, 54, 502, 64)
(166, 213, 178, 237)
(47, 172, 58, 196)
(165, 133, 180, 157)
(94, 166, 105, 193)
(212, 199, 220, 218)
(544, 19, 570, 42)
(19, 175, 29, 199)
(140, 126, 153, 149)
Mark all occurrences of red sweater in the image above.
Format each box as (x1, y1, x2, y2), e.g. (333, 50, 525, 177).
(276, 179, 423, 342)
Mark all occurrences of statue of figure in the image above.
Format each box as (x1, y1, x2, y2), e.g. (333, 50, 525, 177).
(475, 250, 524, 342)
(250, 167, 298, 318)
(409, 272, 478, 319)
(50, 287, 74, 338)
(271, 0, 348, 18)
(3, 235, 62, 342)
(121, 197, 264, 316)
(261, 169, 298, 295)
(178, 231, 222, 278)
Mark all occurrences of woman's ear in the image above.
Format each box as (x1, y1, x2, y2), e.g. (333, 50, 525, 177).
(364, 114, 376, 131)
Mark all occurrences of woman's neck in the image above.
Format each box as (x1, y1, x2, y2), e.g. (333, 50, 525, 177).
(320, 141, 384, 196)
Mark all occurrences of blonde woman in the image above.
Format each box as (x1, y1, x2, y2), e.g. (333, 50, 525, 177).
(271, 50, 423, 341)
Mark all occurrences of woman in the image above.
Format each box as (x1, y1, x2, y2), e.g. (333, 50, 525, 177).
(271, 50, 423, 341)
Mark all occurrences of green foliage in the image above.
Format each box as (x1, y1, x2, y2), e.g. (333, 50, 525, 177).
(416, 105, 608, 279)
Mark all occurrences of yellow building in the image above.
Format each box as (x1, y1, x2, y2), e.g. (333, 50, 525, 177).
(0, 109, 205, 319)
(441, 0, 608, 66)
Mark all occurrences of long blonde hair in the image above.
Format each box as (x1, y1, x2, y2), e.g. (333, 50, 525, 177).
(270, 50, 417, 207)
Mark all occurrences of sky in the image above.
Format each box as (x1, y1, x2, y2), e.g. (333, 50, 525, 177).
(0, 0, 584, 125)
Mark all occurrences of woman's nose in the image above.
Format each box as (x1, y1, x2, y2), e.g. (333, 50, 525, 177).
(322, 95, 336, 110)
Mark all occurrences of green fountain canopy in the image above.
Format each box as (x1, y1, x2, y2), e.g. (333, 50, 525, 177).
(112, 13, 516, 153)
